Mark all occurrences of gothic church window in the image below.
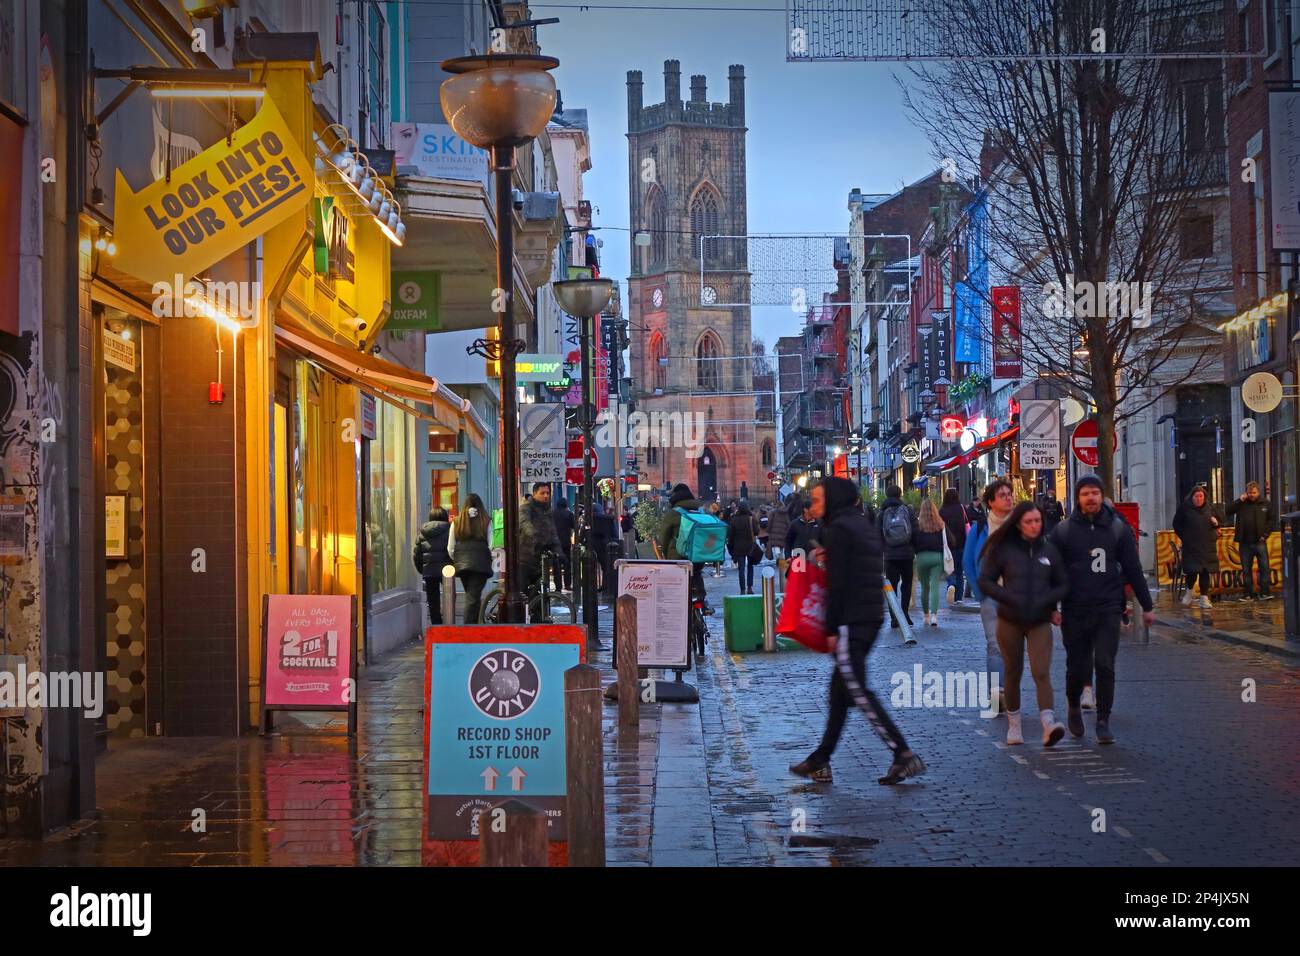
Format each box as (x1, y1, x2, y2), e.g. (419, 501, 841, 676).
(690, 187, 720, 266)
(696, 333, 721, 391)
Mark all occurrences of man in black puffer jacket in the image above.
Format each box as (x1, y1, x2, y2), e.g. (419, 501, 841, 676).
(789, 477, 926, 786)
(1048, 475, 1153, 745)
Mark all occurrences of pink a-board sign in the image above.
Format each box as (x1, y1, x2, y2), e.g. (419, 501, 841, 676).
(260, 594, 357, 734)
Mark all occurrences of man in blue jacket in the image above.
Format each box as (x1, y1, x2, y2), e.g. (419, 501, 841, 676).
(962, 478, 1016, 713)
(1048, 475, 1154, 744)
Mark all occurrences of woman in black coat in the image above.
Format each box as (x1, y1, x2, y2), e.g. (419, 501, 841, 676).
(977, 501, 1069, 748)
(413, 507, 452, 625)
(449, 494, 493, 624)
(727, 501, 761, 594)
(1172, 486, 1220, 608)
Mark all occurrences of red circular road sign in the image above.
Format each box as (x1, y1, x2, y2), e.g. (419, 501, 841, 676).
(1071, 419, 1116, 466)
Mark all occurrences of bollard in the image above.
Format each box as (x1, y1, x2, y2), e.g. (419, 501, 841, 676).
(883, 581, 917, 646)
(761, 567, 777, 652)
(616, 594, 639, 728)
(565, 663, 606, 867)
(441, 564, 457, 625)
(604, 541, 621, 599)
(478, 799, 549, 867)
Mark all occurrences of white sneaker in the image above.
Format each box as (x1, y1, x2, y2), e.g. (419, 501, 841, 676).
(1180, 591, 1195, 606)
(1200, 595, 1213, 609)
(1080, 686, 1096, 710)
(1041, 709, 1065, 747)
(1006, 710, 1023, 745)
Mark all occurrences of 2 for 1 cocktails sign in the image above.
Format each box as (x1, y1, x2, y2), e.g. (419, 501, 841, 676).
(260, 593, 357, 734)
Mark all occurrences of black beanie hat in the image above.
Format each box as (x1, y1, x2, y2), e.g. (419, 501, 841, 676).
(1075, 475, 1104, 502)
(669, 483, 694, 505)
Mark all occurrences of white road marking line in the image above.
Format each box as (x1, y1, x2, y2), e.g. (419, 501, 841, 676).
(1087, 779, 1144, 785)
(1033, 771, 1050, 779)
(1144, 847, 1170, 863)
(974, 728, 988, 736)
(1009, 754, 1029, 765)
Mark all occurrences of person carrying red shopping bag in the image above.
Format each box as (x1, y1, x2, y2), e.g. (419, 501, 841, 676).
(788, 477, 926, 786)
(776, 557, 833, 653)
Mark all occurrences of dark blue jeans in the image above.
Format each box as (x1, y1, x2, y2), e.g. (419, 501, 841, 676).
(1240, 541, 1270, 595)
(947, 566, 965, 602)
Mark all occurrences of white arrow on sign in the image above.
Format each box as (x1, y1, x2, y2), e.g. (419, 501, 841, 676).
(481, 766, 500, 792)
(508, 767, 527, 792)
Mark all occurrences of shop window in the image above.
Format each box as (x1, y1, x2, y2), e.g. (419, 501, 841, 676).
(429, 425, 459, 453)
(368, 399, 414, 596)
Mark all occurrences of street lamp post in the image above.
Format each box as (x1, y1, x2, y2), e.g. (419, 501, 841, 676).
(441, 54, 559, 624)
(552, 278, 615, 650)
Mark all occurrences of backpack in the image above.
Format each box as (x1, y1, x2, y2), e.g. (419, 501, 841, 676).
(675, 507, 727, 563)
(881, 504, 912, 547)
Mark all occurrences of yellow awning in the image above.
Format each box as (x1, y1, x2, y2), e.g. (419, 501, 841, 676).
(274, 312, 489, 449)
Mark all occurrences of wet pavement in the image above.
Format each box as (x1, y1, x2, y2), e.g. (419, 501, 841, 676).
(2, 563, 1298, 866)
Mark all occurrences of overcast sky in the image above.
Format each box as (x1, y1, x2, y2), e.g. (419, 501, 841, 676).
(539, 0, 936, 347)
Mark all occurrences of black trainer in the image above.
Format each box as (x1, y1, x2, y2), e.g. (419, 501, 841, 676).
(1095, 718, 1115, 745)
(878, 752, 926, 785)
(790, 756, 833, 783)
(1067, 706, 1085, 738)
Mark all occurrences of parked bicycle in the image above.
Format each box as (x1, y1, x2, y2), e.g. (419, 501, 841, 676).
(479, 551, 577, 624)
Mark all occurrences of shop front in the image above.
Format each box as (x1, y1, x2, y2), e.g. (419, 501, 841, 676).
(88, 32, 451, 732)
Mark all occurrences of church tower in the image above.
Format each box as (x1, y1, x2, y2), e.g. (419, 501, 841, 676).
(626, 62, 773, 501)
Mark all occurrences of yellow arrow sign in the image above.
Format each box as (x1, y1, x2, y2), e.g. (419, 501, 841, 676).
(112, 98, 313, 286)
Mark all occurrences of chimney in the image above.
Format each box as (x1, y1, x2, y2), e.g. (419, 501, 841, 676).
(664, 59, 681, 106)
(690, 74, 707, 103)
(627, 70, 643, 130)
(728, 64, 745, 124)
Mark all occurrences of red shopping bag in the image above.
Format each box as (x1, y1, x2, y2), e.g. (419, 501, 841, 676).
(775, 562, 833, 652)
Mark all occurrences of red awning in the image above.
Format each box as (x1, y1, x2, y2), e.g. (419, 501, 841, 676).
(950, 425, 1019, 468)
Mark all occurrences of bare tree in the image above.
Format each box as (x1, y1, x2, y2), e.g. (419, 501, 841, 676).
(903, 0, 1226, 494)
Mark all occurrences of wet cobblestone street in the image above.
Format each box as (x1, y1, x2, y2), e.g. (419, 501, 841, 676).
(3, 569, 1297, 866)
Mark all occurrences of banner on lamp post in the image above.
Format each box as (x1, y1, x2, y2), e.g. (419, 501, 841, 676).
(1269, 91, 1300, 250)
(991, 286, 1022, 379)
(931, 311, 951, 386)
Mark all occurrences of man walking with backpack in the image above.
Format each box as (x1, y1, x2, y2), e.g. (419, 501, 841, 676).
(1048, 475, 1154, 744)
(658, 482, 727, 606)
(877, 485, 917, 628)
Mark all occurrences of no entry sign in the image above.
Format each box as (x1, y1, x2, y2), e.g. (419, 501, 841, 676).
(1071, 418, 1116, 467)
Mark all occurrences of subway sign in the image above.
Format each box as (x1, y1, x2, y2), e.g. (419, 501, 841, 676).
(516, 353, 565, 382)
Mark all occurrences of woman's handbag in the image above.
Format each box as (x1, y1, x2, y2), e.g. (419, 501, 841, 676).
(775, 561, 832, 652)
(942, 528, 955, 575)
